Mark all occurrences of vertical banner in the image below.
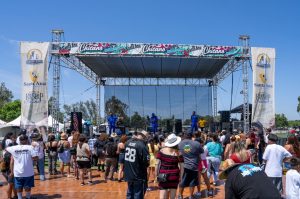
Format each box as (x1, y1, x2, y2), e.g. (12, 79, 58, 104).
(20, 42, 49, 134)
(251, 47, 275, 129)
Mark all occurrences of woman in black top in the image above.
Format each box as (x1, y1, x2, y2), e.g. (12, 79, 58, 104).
(46, 134, 58, 175)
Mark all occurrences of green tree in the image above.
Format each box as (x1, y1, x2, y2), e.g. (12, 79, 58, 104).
(0, 82, 13, 109)
(297, 96, 300, 114)
(0, 100, 21, 122)
(130, 112, 146, 129)
(275, 113, 288, 127)
(105, 96, 128, 119)
(63, 99, 98, 124)
(48, 96, 64, 123)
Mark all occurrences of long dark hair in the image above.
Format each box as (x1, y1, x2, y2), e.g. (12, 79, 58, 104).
(287, 135, 300, 158)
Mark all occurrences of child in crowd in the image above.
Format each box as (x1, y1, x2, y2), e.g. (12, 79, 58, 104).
(285, 157, 300, 199)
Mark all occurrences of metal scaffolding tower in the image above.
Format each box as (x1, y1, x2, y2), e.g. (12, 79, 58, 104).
(96, 77, 101, 126)
(51, 29, 64, 133)
(239, 35, 250, 133)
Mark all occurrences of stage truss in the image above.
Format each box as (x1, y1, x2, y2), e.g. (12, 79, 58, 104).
(50, 33, 250, 133)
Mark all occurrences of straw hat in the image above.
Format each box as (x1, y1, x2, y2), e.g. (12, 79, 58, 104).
(219, 159, 241, 180)
(138, 130, 149, 139)
(165, 133, 181, 147)
(60, 133, 68, 140)
(111, 132, 117, 138)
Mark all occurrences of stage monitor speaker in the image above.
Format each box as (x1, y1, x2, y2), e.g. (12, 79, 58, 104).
(98, 125, 106, 133)
(220, 111, 230, 123)
(175, 119, 182, 134)
(70, 112, 82, 134)
(166, 120, 173, 133)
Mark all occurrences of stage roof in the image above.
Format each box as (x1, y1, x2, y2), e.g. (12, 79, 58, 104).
(52, 42, 248, 79)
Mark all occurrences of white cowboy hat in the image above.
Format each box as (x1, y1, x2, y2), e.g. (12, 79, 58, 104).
(165, 133, 181, 147)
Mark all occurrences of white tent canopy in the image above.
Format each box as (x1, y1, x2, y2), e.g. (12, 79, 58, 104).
(0, 119, 6, 125)
(6, 115, 21, 127)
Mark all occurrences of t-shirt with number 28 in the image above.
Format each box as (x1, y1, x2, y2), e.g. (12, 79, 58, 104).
(124, 138, 150, 182)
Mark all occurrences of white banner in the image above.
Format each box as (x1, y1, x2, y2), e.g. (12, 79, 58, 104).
(20, 42, 49, 132)
(251, 47, 275, 129)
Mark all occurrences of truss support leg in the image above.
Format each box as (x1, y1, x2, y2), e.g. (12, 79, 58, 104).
(240, 35, 250, 133)
(51, 29, 64, 134)
(213, 83, 218, 119)
(96, 77, 101, 126)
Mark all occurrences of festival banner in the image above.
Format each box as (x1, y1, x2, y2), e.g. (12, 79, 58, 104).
(251, 47, 275, 129)
(20, 42, 49, 133)
(54, 42, 244, 58)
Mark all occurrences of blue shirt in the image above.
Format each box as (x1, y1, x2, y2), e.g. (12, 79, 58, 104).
(108, 115, 117, 126)
(150, 116, 158, 126)
(206, 142, 223, 158)
(191, 115, 198, 124)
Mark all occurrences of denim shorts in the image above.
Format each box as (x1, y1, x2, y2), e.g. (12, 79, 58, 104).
(14, 176, 34, 189)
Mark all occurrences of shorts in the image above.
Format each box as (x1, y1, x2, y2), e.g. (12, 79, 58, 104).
(77, 161, 91, 169)
(198, 160, 208, 173)
(14, 176, 34, 189)
(119, 153, 125, 164)
(179, 168, 199, 187)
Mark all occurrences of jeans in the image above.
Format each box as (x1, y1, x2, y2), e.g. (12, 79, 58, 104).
(109, 125, 116, 135)
(48, 151, 58, 173)
(207, 156, 221, 183)
(191, 124, 198, 133)
(126, 181, 147, 199)
(37, 158, 45, 180)
(105, 158, 117, 179)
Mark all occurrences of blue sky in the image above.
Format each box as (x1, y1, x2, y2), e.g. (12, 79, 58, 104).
(0, 0, 299, 120)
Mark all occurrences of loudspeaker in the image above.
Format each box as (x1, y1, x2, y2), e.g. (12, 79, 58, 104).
(220, 111, 230, 123)
(166, 120, 173, 133)
(175, 119, 182, 134)
(70, 112, 82, 134)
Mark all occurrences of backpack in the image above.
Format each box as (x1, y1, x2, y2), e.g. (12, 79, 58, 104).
(58, 141, 64, 153)
(106, 142, 117, 157)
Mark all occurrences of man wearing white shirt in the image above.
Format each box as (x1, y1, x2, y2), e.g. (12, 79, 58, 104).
(6, 134, 38, 199)
(263, 133, 292, 196)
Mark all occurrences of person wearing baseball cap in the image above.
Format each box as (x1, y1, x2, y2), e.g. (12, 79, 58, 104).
(124, 130, 150, 199)
(221, 159, 281, 199)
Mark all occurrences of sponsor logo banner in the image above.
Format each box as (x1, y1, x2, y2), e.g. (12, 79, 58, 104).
(21, 42, 49, 131)
(251, 47, 275, 128)
(54, 42, 244, 58)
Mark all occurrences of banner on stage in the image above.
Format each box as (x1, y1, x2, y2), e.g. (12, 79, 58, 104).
(251, 47, 275, 129)
(20, 42, 49, 133)
(54, 42, 246, 58)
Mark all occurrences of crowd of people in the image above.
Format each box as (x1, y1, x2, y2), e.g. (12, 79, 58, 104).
(1, 123, 300, 199)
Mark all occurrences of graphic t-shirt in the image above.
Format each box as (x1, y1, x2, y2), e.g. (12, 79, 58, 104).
(124, 138, 150, 182)
(263, 144, 292, 177)
(6, 145, 37, 177)
(286, 169, 300, 199)
(225, 164, 281, 199)
(178, 139, 203, 171)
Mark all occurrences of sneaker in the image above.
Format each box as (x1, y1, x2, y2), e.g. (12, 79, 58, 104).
(87, 181, 93, 185)
(40, 175, 45, 181)
(194, 192, 201, 198)
(208, 189, 214, 196)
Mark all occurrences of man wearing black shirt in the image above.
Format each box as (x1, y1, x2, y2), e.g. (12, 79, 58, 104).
(220, 159, 281, 199)
(124, 130, 150, 199)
